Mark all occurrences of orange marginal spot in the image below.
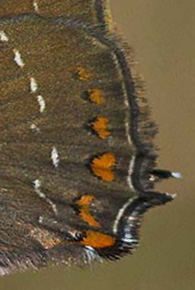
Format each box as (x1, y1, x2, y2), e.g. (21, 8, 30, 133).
(91, 153, 116, 181)
(80, 230, 116, 249)
(76, 66, 91, 81)
(76, 195, 94, 206)
(79, 209, 100, 228)
(91, 117, 111, 139)
(88, 88, 105, 105)
(76, 195, 100, 228)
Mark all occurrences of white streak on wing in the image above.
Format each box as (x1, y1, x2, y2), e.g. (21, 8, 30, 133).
(30, 77, 38, 93)
(127, 155, 136, 191)
(13, 49, 25, 67)
(51, 146, 60, 168)
(34, 179, 41, 190)
(38, 216, 43, 224)
(113, 196, 137, 234)
(30, 78, 46, 114)
(111, 56, 135, 193)
(33, 0, 39, 12)
(125, 120, 132, 146)
(110, 55, 133, 146)
(34, 179, 45, 199)
(33, 179, 58, 215)
(37, 95, 46, 113)
(30, 123, 40, 131)
(0, 31, 9, 42)
(122, 82, 133, 146)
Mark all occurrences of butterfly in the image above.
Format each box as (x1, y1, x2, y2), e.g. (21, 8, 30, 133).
(0, 0, 180, 275)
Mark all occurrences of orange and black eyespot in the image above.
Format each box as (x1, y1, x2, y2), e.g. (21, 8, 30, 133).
(88, 117, 111, 140)
(79, 230, 116, 249)
(76, 195, 94, 206)
(81, 88, 105, 105)
(89, 153, 116, 182)
(74, 195, 100, 228)
(75, 229, 134, 260)
(73, 66, 91, 81)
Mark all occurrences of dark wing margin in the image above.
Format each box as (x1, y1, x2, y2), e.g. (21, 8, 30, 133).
(96, 192, 174, 260)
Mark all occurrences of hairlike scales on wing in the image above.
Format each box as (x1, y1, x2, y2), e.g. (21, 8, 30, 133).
(0, 0, 180, 275)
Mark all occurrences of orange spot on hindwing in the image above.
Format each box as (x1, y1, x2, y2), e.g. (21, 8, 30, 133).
(88, 89, 105, 105)
(75, 66, 91, 81)
(76, 195, 100, 228)
(80, 230, 116, 249)
(91, 153, 116, 181)
(77, 195, 94, 206)
(91, 117, 111, 139)
(79, 210, 100, 228)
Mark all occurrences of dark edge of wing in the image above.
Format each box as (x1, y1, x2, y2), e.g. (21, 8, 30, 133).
(88, 0, 158, 192)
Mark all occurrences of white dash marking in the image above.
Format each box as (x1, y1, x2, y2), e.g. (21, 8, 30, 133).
(0, 31, 9, 42)
(13, 49, 25, 67)
(122, 82, 133, 146)
(37, 95, 46, 113)
(51, 146, 60, 168)
(33, 0, 39, 12)
(30, 123, 40, 131)
(113, 196, 137, 234)
(34, 179, 41, 189)
(34, 179, 45, 198)
(125, 120, 132, 145)
(33, 179, 58, 214)
(30, 77, 38, 93)
(127, 156, 136, 191)
(38, 216, 43, 224)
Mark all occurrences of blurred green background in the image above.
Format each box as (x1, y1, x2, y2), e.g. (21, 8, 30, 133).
(1, 1, 194, 289)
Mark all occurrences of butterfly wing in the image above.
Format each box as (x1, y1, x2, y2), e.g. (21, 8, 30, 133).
(0, 1, 174, 275)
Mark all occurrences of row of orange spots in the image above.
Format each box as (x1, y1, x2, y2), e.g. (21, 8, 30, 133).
(75, 67, 105, 105)
(75, 66, 116, 181)
(74, 66, 117, 250)
(76, 195, 100, 228)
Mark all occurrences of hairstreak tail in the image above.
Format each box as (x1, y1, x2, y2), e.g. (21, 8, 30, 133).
(0, 0, 180, 275)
